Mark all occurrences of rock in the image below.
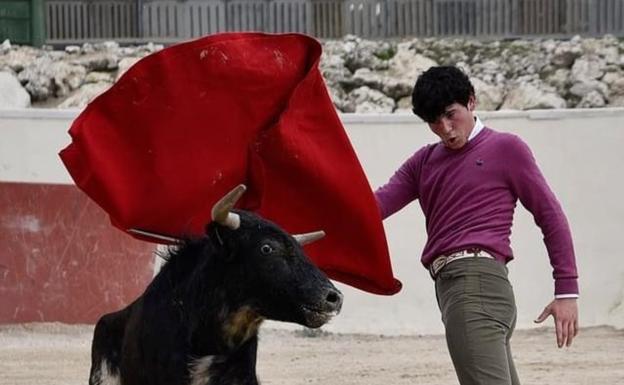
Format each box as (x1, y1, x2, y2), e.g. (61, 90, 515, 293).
(1, 39, 11, 53)
(140, 42, 164, 54)
(343, 38, 390, 72)
(70, 52, 119, 71)
(18, 57, 86, 99)
(351, 68, 384, 90)
(471, 60, 501, 77)
(601, 47, 620, 65)
(608, 77, 624, 97)
(601, 71, 622, 86)
(396, 96, 413, 111)
(94, 41, 120, 52)
(380, 76, 413, 100)
(501, 82, 567, 110)
(65, 45, 81, 54)
(116, 57, 142, 81)
(568, 80, 609, 99)
(576, 90, 606, 108)
(320, 49, 352, 86)
(17, 57, 55, 100)
(327, 84, 355, 112)
(580, 38, 603, 55)
(471, 77, 504, 110)
(58, 82, 111, 108)
(551, 42, 583, 68)
(0, 71, 31, 108)
(321, 66, 351, 87)
(81, 42, 95, 54)
(546, 68, 571, 94)
(609, 95, 624, 107)
(0, 47, 40, 72)
(84, 71, 114, 84)
(387, 45, 437, 80)
(348, 86, 395, 113)
(571, 56, 605, 81)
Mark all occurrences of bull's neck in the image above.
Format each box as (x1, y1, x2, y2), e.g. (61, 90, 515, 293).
(159, 240, 264, 356)
(184, 289, 264, 355)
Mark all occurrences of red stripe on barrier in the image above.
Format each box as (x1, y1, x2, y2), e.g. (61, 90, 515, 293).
(0, 182, 155, 324)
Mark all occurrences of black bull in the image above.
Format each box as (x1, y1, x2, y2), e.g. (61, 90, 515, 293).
(88, 185, 343, 385)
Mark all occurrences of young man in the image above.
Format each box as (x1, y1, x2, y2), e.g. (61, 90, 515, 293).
(375, 66, 579, 385)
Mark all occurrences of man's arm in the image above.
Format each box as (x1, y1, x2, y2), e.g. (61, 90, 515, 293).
(374, 151, 422, 219)
(505, 135, 579, 347)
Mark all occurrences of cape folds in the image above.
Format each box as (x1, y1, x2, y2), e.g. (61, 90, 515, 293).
(59, 32, 401, 295)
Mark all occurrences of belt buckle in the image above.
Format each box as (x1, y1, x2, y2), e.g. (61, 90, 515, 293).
(430, 256, 448, 278)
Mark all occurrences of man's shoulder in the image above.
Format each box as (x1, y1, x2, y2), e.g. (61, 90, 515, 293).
(415, 141, 441, 160)
(484, 127, 536, 164)
(399, 142, 439, 171)
(483, 127, 527, 148)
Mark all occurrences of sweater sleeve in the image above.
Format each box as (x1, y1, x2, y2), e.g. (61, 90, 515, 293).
(505, 136, 579, 296)
(374, 150, 422, 220)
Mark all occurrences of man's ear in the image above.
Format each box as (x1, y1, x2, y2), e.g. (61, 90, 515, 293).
(468, 95, 476, 111)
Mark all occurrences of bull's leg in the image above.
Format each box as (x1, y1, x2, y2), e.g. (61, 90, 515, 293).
(89, 309, 129, 385)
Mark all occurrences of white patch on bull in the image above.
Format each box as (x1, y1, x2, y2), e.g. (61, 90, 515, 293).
(90, 360, 120, 385)
(188, 356, 215, 385)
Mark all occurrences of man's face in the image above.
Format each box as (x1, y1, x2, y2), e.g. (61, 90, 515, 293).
(427, 96, 476, 150)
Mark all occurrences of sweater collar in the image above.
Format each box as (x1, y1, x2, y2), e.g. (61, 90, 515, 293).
(468, 116, 484, 142)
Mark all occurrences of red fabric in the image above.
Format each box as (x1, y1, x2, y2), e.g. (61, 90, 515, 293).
(59, 33, 401, 295)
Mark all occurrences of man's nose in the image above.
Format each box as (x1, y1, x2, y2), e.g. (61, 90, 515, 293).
(438, 117, 453, 134)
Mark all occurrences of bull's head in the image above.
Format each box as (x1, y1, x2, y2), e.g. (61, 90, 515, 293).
(209, 184, 343, 329)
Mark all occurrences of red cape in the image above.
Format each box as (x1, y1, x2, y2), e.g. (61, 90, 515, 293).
(59, 33, 401, 295)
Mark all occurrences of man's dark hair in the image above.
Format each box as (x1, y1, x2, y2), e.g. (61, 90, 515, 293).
(411, 66, 475, 123)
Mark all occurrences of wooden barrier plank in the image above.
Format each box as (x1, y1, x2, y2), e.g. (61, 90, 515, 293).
(41, 0, 624, 44)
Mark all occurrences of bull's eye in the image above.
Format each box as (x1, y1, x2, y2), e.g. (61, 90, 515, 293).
(260, 244, 274, 255)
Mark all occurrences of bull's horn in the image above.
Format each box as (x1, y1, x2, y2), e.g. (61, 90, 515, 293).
(293, 230, 325, 246)
(211, 184, 246, 230)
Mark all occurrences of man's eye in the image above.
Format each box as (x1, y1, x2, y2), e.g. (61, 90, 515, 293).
(260, 244, 274, 254)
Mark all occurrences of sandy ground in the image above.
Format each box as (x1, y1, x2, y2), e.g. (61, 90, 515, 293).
(0, 323, 622, 385)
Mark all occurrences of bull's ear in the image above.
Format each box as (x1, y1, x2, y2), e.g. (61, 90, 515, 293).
(205, 223, 238, 262)
(221, 235, 238, 262)
(205, 222, 217, 235)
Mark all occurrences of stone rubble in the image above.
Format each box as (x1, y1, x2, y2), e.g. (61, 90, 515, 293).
(1, 35, 623, 111)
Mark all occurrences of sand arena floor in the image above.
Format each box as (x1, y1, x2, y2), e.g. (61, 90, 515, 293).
(0, 323, 622, 385)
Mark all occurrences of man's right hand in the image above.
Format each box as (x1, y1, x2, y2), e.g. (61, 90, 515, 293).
(534, 298, 579, 348)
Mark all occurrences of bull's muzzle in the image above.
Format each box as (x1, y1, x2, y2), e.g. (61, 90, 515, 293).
(302, 286, 343, 328)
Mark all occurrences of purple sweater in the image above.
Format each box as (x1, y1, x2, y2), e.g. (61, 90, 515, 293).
(375, 127, 579, 295)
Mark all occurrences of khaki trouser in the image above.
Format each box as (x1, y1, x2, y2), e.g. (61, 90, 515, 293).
(435, 257, 520, 385)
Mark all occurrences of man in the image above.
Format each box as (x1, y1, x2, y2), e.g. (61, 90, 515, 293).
(375, 66, 579, 385)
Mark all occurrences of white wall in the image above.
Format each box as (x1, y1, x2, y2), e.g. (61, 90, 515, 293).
(0, 109, 77, 184)
(2, 108, 623, 335)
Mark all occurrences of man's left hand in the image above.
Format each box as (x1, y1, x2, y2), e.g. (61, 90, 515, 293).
(534, 298, 579, 348)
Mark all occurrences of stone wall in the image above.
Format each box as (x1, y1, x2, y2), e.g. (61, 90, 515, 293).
(1, 35, 623, 112)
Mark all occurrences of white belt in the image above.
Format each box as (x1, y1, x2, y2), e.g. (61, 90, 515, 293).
(429, 248, 495, 278)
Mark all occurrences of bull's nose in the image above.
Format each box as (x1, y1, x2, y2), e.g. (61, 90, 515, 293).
(324, 288, 343, 313)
